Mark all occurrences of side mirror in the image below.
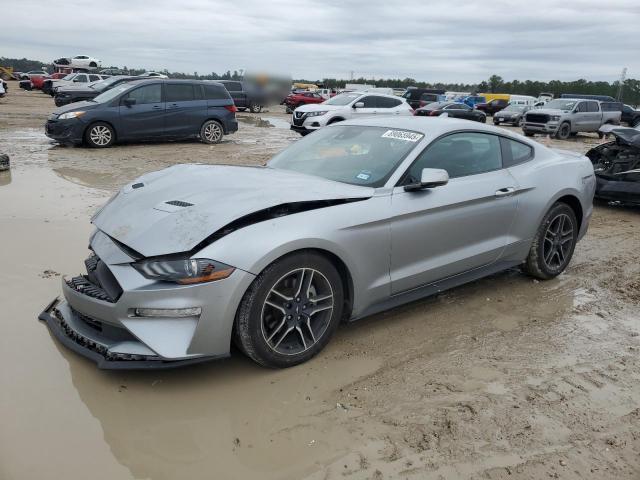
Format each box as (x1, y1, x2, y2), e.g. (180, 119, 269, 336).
(404, 168, 449, 192)
(123, 97, 136, 107)
(353, 102, 364, 109)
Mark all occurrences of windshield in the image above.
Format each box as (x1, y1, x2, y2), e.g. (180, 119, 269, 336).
(268, 125, 424, 187)
(545, 99, 577, 110)
(93, 83, 132, 103)
(324, 92, 360, 105)
(92, 76, 124, 92)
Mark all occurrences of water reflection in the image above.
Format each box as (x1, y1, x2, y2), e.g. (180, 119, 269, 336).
(0, 169, 11, 187)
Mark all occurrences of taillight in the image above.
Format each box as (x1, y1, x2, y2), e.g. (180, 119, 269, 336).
(225, 105, 237, 113)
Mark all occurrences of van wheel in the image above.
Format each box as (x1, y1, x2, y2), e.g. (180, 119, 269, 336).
(523, 130, 535, 137)
(249, 103, 262, 113)
(555, 122, 571, 140)
(85, 122, 115, 148)
(200, 120, 224, 144)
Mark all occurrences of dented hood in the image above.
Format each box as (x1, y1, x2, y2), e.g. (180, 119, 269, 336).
(92, 164, 373, 257)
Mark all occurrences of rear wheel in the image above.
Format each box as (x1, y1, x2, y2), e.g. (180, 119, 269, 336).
(200, 120, 224, 144)
(85, 122, 115, 148)
(235, 252, 344, 368)
(249, 103, 262, 113)
(523, 202, 578, 280)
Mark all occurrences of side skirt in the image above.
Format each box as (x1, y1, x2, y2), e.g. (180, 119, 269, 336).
(349, 260, 522, 322)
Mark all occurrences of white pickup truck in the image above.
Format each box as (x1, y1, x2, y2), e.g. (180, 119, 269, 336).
(523, 98, 621, 139)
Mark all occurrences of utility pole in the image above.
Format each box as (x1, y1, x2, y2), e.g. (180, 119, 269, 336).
(616, 67, 627, 101)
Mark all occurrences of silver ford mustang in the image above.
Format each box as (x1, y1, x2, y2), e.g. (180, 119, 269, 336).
(39, 117, 596, 369)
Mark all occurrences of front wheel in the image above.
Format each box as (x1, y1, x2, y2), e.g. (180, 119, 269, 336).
(85, 122, 115, 148)
(555, 122, 571, 140)
(249, 103, 262, 113)
(200, 119, 224, 144)
(235, 252, 344, 368)
(523, 202, 578, 280)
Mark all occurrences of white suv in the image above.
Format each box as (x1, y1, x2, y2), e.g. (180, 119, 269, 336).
(290, 91, 413, 135)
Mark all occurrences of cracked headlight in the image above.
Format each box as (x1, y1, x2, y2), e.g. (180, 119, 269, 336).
(133, 257, 235, 284)
(58, 111, 86, 120)
(306, 111, 328, 117)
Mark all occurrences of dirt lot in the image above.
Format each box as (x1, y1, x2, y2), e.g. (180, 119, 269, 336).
(1, 87, 638, 480)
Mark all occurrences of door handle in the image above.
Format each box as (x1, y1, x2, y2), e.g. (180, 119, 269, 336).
(167, 103, 179, 109)
(152, 105, 162, 110)
(495, 187, 516, 197)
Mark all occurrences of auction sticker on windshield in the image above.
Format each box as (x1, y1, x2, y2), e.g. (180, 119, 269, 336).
(381, 130, 424, 142)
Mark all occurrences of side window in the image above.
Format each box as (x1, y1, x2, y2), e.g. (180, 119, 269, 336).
(404, 132, 503, 181)
(586, 101, 599, 112)
(228, 82, 242, 91)
(74, 74, 87, 83)
(123, 84, 162, 105)
(360, 96, 377, 108)
(576, 102, 587, 113)
(89, 75, 100, 82)
(501, 137, 534, 167)
(445, 104, 465, 110)
(204, 84, 228, 100)
(376, 97, 401, 108)
(166, 84, 195, 102)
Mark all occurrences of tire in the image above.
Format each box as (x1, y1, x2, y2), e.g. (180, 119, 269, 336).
(200, 119, 224, 144)
(89, 62, 97, 68)
(523, 130, 535, 137)
(235, 251, 344, 368)
(84, 122, 115, 148)
(555, 122, 571, 140)
(480, 116, 486, 123)
(493, 120, 500, 125)
(249, 103, 262, 113)
(517, 117, 524, 127)
(523, 202, 578, 280)
(633, 118, 640, 128)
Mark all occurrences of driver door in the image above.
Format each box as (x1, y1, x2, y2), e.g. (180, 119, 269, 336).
(352, 95, 379, 116)
(118, 83, 165, 139)
(390, 132, 519, 293)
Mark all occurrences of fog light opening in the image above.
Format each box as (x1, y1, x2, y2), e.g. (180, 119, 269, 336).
(133, 307, 202, 318)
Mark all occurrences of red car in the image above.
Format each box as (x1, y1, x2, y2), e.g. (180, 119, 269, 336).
(284, 91, 325, 112)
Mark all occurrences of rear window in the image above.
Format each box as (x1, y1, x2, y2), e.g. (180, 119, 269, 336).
(377, 97, 402, 108)
(222, 81, 242, 91)
(601, 102, 622, 112)
(166, 84, 195, 102)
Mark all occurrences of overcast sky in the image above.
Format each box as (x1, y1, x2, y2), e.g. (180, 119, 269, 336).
(2, 0, 638, 83)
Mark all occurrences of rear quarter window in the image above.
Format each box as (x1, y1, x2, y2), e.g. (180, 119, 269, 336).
(501, 137, 534, 167)
(204, 84, 229, 100)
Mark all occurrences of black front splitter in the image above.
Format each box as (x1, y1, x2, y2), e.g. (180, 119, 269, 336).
(38, 298, 220, 370)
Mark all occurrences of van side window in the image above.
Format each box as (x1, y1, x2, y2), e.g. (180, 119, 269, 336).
(166, 84, 195, 102)
(586, 101, 599, 112)
(123, 84, 162, 105)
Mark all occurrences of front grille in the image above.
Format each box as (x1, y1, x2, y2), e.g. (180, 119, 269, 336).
(66, 253, 123, 303)
(66, 275, 115, 302)
(526, 113, 550, 123)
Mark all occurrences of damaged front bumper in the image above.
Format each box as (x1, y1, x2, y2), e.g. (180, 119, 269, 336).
(38, 297, 213, 369)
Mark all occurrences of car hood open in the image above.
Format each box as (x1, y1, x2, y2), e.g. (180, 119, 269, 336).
(92, 164, 374, 258)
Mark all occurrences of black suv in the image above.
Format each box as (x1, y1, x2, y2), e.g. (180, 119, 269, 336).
(402, 87, 445, 109)
(45, 79, 238, 148)
(219, 80, 267, 113)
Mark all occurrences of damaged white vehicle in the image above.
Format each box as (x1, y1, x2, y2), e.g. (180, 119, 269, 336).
(40, 117, 595, 369)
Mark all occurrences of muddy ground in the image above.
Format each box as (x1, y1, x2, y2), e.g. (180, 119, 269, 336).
(0, 87, 638, 480)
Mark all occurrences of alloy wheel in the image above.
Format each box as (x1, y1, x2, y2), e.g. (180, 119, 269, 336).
(261, 268, 334, 355)
(89, 125, 112, 146)
(542, 213, 574, 270)
(204, 122, 222, 142)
